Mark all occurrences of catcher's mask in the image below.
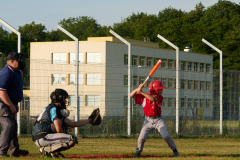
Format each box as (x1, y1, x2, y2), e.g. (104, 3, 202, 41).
(50, 89, 69, 109)
(7, 52, 26, 70)
(149, 80, 166, 94)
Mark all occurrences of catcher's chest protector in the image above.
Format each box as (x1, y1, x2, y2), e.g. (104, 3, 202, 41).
(32, 104, 56, 137)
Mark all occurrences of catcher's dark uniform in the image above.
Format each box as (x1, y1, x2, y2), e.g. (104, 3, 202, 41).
(32, 104, 75, 153)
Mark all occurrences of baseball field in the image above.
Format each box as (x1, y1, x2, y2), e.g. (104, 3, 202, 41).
(2, 136, 240, 159)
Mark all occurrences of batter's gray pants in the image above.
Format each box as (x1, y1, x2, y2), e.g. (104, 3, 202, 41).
(136, 116, 177, 153)
(0, 114, 19, 155)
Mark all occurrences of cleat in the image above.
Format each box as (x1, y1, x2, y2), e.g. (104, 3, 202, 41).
(40, 147, 50, 158)
(10, 149, 29, 157)
(173, 149, 180, 157)
(133, 153, 141, 158)
(50, 152, 67, 159)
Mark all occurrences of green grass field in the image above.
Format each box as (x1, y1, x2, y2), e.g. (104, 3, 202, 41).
(2, 137, 240, 159)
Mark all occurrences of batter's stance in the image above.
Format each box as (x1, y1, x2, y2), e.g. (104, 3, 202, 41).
(130, 80, 179, 158)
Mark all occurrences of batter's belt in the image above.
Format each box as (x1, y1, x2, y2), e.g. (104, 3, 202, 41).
(145, 114, 161, 119)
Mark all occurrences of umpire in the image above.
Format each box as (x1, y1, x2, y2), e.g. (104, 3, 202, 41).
(0, 52, 29, 157)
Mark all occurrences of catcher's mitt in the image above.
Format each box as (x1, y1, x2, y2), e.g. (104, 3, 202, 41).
(88, 108, 102, 126)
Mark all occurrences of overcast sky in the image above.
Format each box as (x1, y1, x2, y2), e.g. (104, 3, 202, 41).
(0, 0, 239, 32)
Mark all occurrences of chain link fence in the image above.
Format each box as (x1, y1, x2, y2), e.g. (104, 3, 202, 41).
(1, 57, 240, 137)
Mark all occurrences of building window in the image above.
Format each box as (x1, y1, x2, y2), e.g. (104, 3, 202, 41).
(200, 99, 204, 108)
(188, 80, 192, 89)
(124, 75, 128, 86)
(169, 60, 174, 69)
(200, 63, 204, 72)
(70, 53, 83, 64)
(139, 76, 145, 84)
(132, 55, 138, 66)
(147, 77, 153, 86)
(147, 57, 152, 67)
(154, 77, 160, 81)
(87, 74, 101, 85)
(161, 59, 167, 68)
(181, 61, 186, 70)
(69, 74, 83, 85)
(188, 99, 192, 108)
(200, 81, 205, 90)
(162, 78, 167, 87)
(132, 76, 138, 86)
(52, 74, 66, 85)
(168, 98, 173, 107)
(162, 99, 166, 107)
(194, 62, 198, 72)
(124, 54, 128, 65)
(86, 95, 100, 106)
(206, 99, 211, 108)
(206, 81, 211, 90)
(206, 64, 211, 73)
(194, 81, 199, 90)
(69, 95, 83, 106)
(181, 80, 186, 89)
(188, 62, 192, 71)
(131, 98, 136, 106)
(140, 56, 145, 66)
(181, 98, 185, 108)
(154, 58, 159, 65)
(87, 53, 101, 63)
(52, 53, 66, 64)
(194, 99, 198, 108)
(168, 79, 174, 89)
(124, 96, 128, 106)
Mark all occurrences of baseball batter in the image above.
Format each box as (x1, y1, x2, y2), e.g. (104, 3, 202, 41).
(130, 80, 179, 158)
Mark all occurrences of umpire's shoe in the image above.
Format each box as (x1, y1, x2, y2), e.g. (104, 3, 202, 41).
(0, 154, 9, 157)
(133, 153, 141, 158)
(173, 149, 180, 157)
(10, 149, 29, 157)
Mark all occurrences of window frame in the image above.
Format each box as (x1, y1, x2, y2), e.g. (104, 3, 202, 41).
(52, 74, 66, 85)
(86, 95, 101, 106)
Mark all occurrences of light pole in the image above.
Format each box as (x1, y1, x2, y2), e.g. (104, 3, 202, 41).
(0, 18, 22, 136)
(109, 29, 132, 136)
(57, 24, 79, 136)
(202, 38, 223, 135)
(157, 34, 180, 135)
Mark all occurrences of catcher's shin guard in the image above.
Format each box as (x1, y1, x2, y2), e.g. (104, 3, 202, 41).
(44, 135, 78, 153)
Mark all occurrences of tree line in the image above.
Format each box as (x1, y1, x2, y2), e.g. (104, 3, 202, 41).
(0, 0, 239, 70)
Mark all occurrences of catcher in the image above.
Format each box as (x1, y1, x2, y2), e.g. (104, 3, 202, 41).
(32, 89, 101, 158)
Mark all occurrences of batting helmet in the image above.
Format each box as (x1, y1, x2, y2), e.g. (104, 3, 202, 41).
(50, 89, 69, 109)
(149, 80, 166, 94)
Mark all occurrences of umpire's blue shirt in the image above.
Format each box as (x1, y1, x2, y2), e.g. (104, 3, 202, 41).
(0, 64, 23, 102)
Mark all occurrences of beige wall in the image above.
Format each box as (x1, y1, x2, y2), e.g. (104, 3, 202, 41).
(30, 41, 107, 119)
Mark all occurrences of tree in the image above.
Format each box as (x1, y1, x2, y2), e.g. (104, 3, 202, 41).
(18, 22, 47, 57)
(58, 16, 103, 41)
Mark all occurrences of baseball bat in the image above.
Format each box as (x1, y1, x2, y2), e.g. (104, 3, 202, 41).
(137, 59, 162, 92)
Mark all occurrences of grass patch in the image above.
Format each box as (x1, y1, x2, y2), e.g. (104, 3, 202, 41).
(1, 137, 240, 159)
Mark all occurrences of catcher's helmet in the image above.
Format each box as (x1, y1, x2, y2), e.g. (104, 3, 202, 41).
(149, 80, 166, 94)
(50, 89, 69, 109)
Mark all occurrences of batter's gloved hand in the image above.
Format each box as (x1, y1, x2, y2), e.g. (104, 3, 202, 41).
(88, 108, 102, 126)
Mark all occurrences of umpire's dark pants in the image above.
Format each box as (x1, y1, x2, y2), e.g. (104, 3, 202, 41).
(0, 104, 19, 155)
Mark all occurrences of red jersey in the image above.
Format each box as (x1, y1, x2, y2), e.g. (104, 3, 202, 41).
(135, 93, 163, 117)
